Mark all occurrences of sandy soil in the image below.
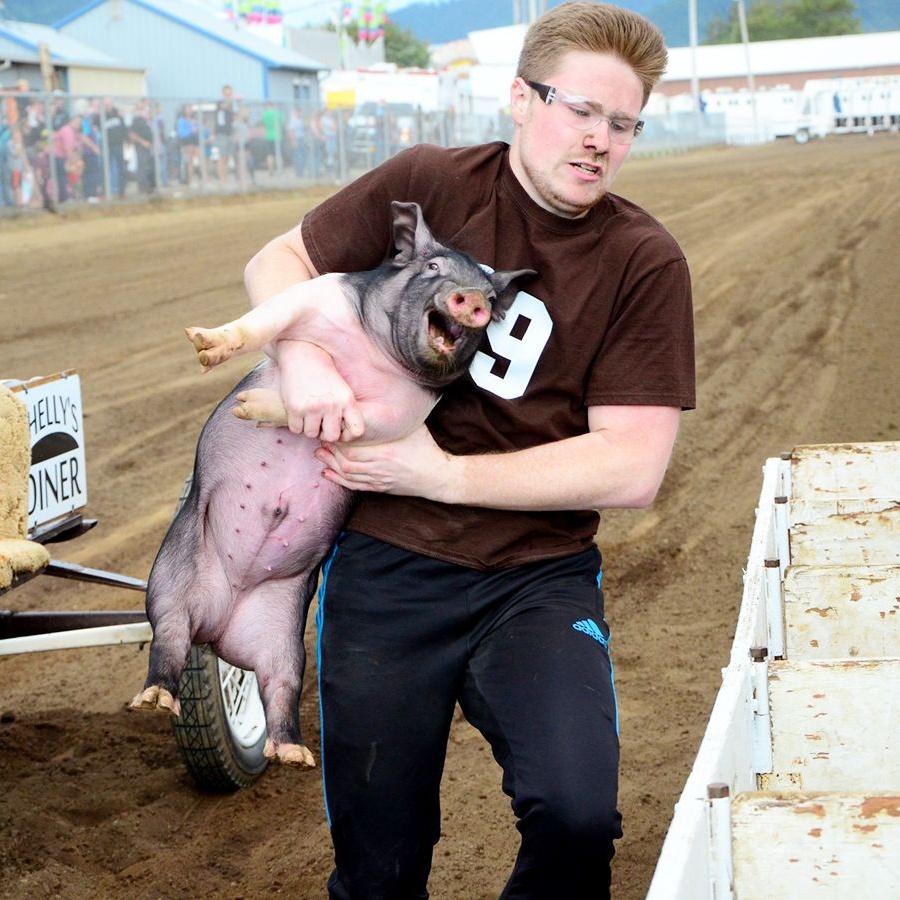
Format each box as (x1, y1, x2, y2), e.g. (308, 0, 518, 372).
(1, 134, 898, 900)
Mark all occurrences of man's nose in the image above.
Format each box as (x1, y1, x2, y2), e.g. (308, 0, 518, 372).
(582, 118, 611, 151)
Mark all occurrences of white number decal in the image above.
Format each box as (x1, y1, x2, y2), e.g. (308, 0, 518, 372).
(469, 291, 553, 399)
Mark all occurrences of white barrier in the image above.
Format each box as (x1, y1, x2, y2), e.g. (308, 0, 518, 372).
(648, 442, 900, 898)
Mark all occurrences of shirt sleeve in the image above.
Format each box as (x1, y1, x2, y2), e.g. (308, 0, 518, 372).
(300, 150, 417, 275)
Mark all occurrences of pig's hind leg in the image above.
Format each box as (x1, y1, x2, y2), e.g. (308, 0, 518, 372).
(130, 610, 193, 717)
(232, 387, 288, 427)
(130, 507, 229, 717)
(221, 571, 319, 768)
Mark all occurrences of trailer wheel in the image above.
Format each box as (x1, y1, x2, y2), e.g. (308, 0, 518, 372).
(172, 643, 268, 791)
(794, 128, 811, 144)
(168, 475, 269, 791)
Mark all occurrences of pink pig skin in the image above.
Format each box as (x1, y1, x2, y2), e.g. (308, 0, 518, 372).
(130, 202, 535, 768)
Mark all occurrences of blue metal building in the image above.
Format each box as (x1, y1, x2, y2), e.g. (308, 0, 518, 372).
(0, 18, 146, 94)
(53, 0, 328, 103)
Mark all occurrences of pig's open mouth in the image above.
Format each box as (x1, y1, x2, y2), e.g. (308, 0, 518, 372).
(427, 310, 467, 355)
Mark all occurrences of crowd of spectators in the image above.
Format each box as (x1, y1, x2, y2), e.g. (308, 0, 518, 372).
(0, 82, 373, 210)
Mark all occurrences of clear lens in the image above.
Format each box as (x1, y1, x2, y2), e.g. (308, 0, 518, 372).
(527, 81, 643, 145)
(558, 98, 641, 144)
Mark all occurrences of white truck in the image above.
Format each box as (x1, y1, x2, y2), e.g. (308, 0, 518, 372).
(795, 75, 900, 142)
(688, 75, 900, 144)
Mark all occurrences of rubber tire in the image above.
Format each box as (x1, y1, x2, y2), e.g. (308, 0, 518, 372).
(167, 475, 269, 791)
(172, 643, 269, 791)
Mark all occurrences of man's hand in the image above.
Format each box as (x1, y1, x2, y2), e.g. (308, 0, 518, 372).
(315, 425, 453, 498)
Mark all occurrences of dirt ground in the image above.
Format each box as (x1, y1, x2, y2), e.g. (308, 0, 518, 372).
(1, 133, 898, 900)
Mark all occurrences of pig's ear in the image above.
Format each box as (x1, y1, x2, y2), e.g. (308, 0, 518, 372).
(488, 269, 537, 320)
(390, 201, 437, 262)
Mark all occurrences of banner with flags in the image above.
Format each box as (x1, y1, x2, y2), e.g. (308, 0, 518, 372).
(357, 1, 386, 43)
(371, 1, 385, 40)
(224, 0, 282, 24)
(265, 0, 283, 24)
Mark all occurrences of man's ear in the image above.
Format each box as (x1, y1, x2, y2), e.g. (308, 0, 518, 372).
(509, 77, 532, 126)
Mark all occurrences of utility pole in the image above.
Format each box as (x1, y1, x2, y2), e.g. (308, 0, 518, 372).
(735, 0, 759, 140)
(689, 0, 700, 124)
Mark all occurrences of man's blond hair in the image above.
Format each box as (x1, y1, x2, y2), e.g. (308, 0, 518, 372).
(516, 2, 668, 107)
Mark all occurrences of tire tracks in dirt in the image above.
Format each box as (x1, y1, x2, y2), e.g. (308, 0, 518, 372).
(3, 136, 899, 900)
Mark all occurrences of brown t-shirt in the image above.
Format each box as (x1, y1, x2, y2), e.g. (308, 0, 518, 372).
(301, 142, 695, 570)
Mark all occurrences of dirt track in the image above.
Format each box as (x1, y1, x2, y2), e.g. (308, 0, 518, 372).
(1, 134, 899, 899)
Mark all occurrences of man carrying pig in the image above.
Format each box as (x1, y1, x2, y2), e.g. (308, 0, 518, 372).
(244, 3, 694, 898)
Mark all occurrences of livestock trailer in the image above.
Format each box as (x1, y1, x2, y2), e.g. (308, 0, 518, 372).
(648, 440, 900, 897)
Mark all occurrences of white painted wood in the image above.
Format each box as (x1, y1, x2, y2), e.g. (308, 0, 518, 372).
(646, 663, 755, 899)
(768, 658, 900, 791)
(764, 560, 785, 659)
(789, 501, 900, 566)
(791, 441, 900, 499)
(731, 792, 900, 898)
(649, 443, 900, 899)
(707, 786, 734, 900)
(648, 458, 785, 900)
(750, 660, 773, 776)
(784, 565, 900, 659)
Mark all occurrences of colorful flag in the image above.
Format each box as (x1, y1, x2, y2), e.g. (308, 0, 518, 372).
(358, 1, 373, 43)
(370, 0, 385, 40)
(265, 0, 283, 24)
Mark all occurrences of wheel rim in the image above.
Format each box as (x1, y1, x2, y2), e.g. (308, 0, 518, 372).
(216, 659, 267, 749)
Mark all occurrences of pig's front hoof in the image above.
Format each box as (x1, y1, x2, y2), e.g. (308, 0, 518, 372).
(185, 325, 245, 371)
(264, 737, 316, 768)
(129, 685, 182, 718)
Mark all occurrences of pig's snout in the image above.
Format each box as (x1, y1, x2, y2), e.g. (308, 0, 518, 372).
(446, 290, 491, 329)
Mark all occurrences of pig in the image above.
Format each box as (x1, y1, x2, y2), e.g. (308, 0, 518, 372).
(130, 201, 534, 768)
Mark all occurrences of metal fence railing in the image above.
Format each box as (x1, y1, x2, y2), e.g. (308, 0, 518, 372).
(0, 91, 726, 212)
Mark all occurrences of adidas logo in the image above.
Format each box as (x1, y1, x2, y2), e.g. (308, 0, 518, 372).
(573, 618, 608, 647)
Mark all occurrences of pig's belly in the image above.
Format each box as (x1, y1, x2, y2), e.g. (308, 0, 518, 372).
(204, 427, 350, 592)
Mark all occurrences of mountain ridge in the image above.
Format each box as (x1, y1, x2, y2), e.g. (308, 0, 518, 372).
(389, 0, 900, 48)
(2, 0, 898, 52)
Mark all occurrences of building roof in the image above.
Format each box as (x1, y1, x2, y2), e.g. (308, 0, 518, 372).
(0, 17, 130, 68)
(460, 24, 900, 82)
(54, 0, 327, 72)
(665, 31, 900, 81)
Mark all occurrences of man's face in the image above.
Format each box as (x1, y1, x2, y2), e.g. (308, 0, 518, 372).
(509, 50, 644, 219)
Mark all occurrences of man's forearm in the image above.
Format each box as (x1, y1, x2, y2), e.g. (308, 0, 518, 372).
(444, 426, 674, 512)
(320, 405, 681, 512)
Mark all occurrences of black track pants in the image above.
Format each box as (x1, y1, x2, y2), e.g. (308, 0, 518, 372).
(316, 532, 622, 900)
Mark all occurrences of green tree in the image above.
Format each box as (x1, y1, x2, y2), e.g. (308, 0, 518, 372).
(706, 0, 861, 42)
(384, 21, 432, 68)
(330, 19, 432, 69)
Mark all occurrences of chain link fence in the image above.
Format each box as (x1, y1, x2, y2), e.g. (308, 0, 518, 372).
(1, 90, 726, 212)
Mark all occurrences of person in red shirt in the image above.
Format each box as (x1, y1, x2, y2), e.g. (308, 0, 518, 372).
(52, 112, 82, 203)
